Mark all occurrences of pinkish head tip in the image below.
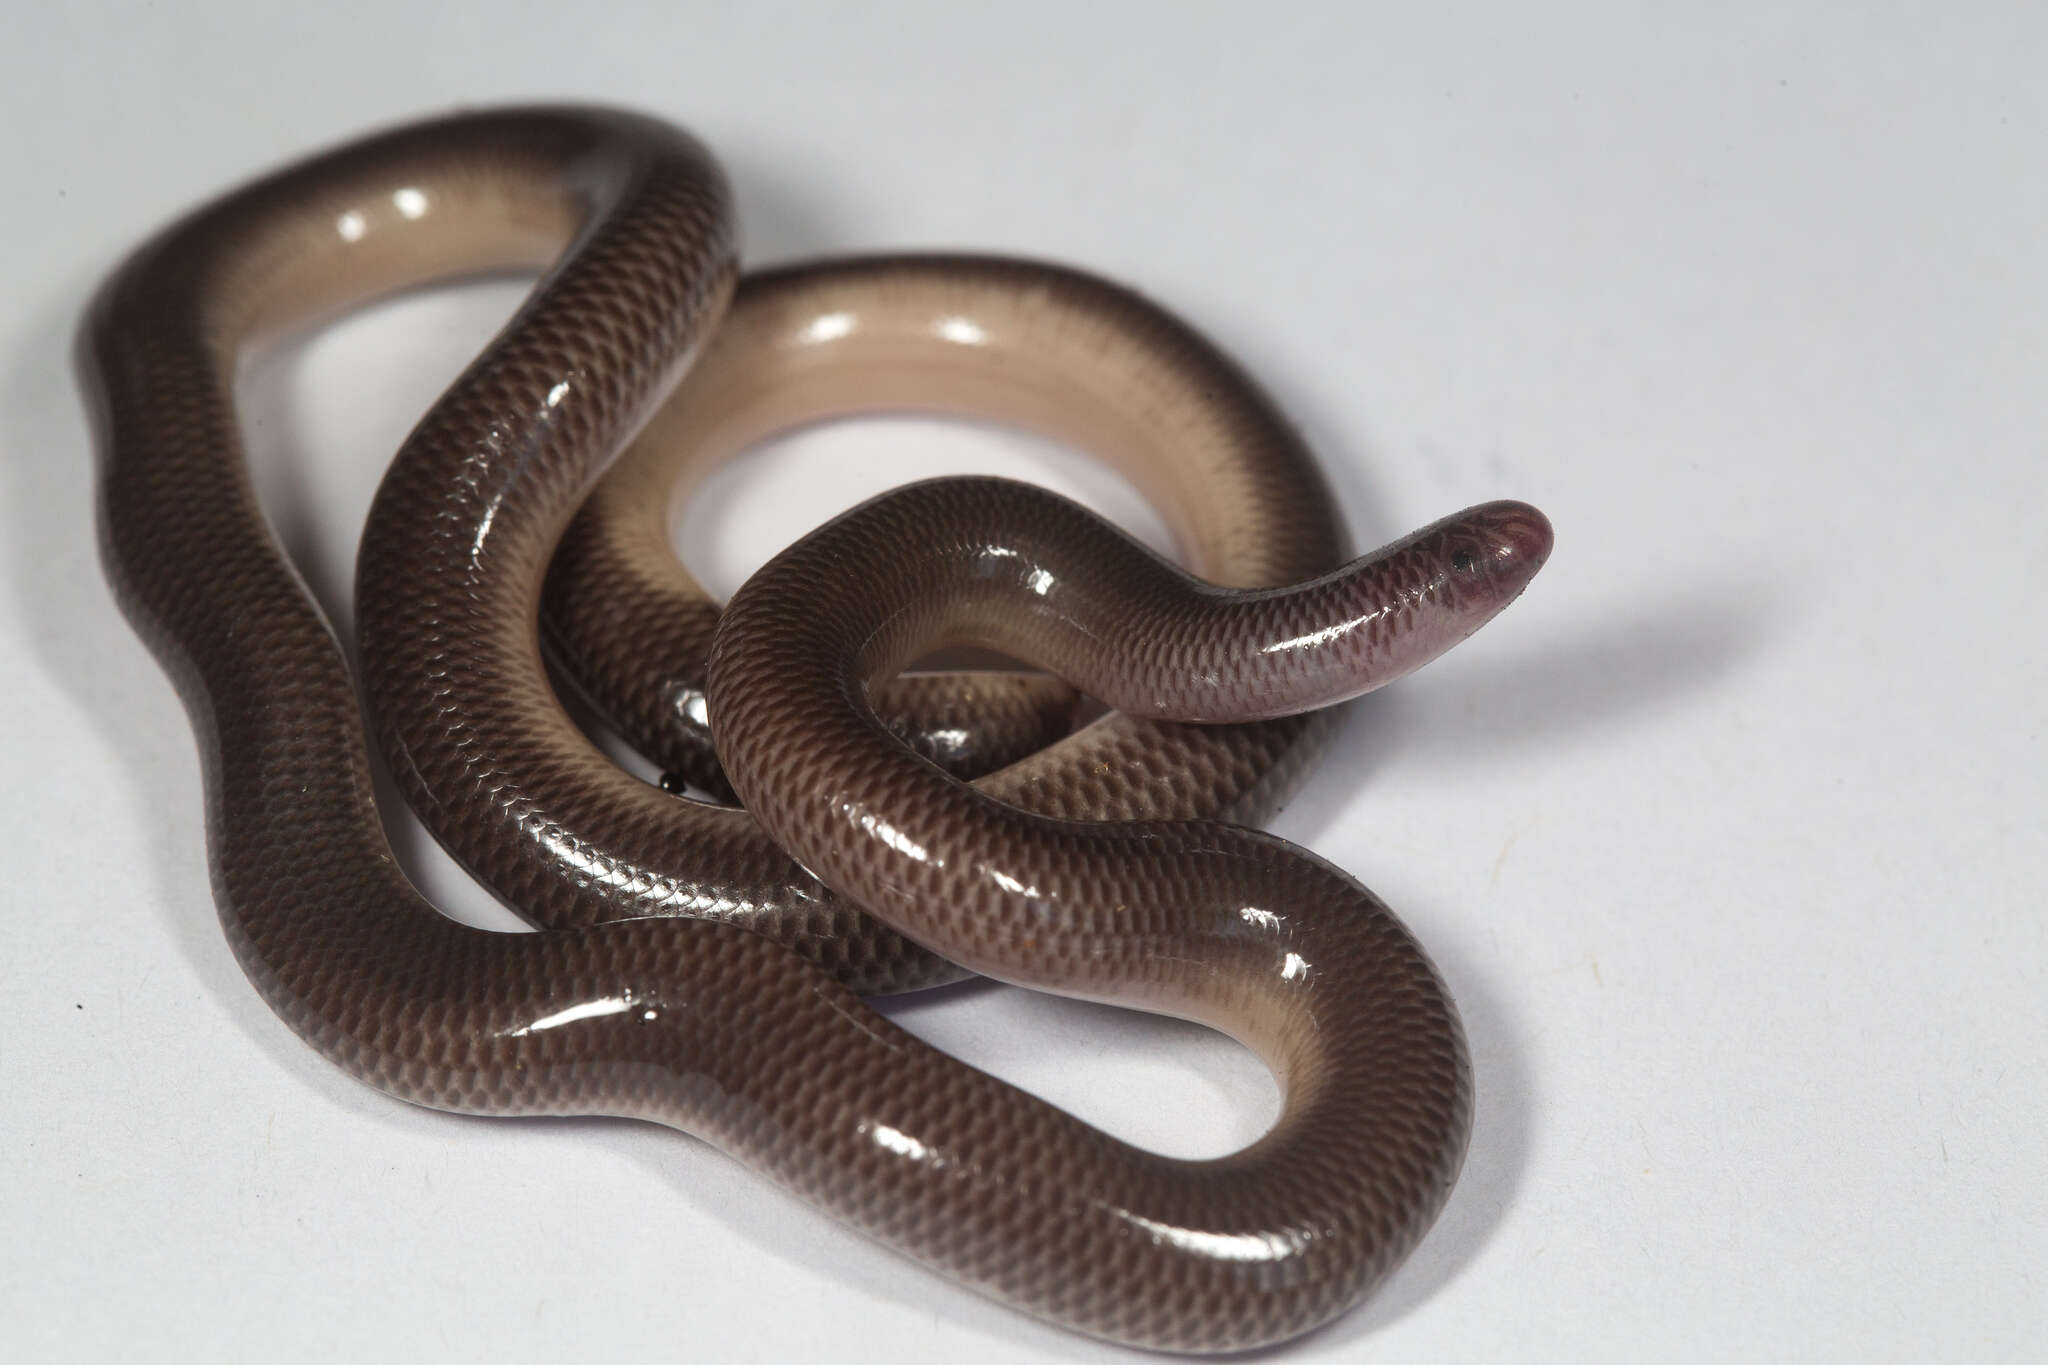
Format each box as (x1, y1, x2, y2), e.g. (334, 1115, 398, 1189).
(1442, 500, 1552, 606)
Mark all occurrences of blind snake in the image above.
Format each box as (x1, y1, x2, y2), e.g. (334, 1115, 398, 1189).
(81, 106, 1551, 1351)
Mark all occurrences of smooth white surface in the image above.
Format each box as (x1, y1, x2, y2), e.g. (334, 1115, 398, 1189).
(4, 4, 2042, 1361)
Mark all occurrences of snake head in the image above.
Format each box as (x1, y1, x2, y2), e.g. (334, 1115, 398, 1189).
(1218, 499, 1553, 720)
(1434, 499, 1554, 615)
(1360, 498, 1553, 689)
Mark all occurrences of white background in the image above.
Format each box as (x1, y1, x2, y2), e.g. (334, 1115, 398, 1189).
(4, 4, 2042, 1361)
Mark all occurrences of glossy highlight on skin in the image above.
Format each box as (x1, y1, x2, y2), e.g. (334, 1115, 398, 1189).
(373, 249, 1376, 995)
(503, 250, 1376, 986)
(80, 106, 1550, 1351)
(542, 253, 1358, 807)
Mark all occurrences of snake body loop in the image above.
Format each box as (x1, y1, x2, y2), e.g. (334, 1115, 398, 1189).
(372, 246, 1367, 993)
(83, 106, 1549, 1351)
(708, 478, 1549, 1341)
(540, 253, 1360, 808)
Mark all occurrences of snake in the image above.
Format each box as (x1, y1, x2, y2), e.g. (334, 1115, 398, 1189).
(80, 105, 1552, 1351)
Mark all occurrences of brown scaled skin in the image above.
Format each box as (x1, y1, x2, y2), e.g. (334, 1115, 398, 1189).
(540, 253, 1377, 807)
(707, 478, 1546, 1349)
(364, 247, 1370, 995)
(84, 105, 1550, 1351)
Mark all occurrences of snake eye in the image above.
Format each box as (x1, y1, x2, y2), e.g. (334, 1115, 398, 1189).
(1451, 549, 1478, 573)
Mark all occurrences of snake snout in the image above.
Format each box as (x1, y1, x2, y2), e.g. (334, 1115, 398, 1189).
(1447, 499, 1552, 606)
